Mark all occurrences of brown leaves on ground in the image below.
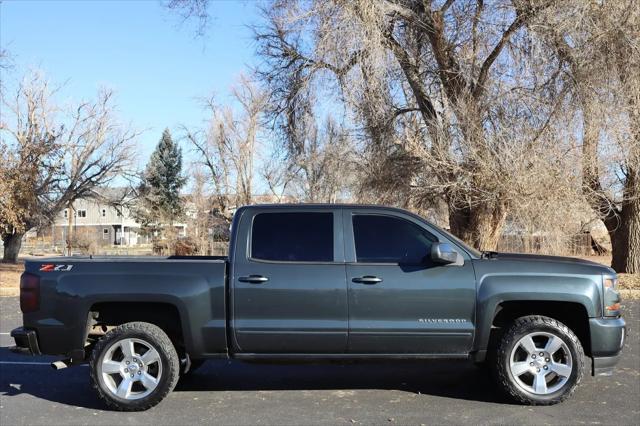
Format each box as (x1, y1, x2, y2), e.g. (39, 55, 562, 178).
(619, 274, 640, 290)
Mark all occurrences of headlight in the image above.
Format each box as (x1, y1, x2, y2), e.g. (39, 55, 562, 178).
(603, 276, 620, 317)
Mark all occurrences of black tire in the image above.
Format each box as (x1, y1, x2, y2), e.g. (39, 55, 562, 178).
(492, 315, 585, 405)
(90, 322, 180, 411)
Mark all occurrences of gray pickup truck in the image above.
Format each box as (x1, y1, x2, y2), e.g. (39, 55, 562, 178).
(12, 204, 625, 410)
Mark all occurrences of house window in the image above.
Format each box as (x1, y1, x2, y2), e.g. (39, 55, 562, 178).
(63, 210, 68, 219)
(102, 209, 106, 217)
(103, 228, 109, 240)
(77, 210, 87, 218)
(116, 210, 122, 217)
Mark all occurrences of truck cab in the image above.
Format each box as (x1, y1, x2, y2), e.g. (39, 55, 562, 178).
(230, 205, 477, 356)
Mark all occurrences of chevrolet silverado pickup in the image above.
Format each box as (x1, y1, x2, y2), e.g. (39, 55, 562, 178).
(11, 204, 626, 410)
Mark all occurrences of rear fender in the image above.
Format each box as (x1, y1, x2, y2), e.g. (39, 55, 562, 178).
(56, 273, 214, 357)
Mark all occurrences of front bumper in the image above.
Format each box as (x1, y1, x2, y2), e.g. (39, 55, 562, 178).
(589, 317, 626, 376)
(10, 327, 41, 355)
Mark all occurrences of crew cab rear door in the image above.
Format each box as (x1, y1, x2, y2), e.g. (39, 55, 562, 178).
(343, 208, 476, 354)
(231, 207, 348, 353)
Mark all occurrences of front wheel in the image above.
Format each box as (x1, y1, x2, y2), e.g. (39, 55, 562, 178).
(492, 315, 585, 405)
(89, 322, 180, 411)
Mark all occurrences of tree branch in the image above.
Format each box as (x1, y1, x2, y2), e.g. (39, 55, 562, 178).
(472, 4, 546, 98)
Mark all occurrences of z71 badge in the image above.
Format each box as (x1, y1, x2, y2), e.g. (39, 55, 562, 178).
(39, 264, 74, 272)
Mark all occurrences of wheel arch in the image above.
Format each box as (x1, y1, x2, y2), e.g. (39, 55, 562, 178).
(473, 274, 600, 359)
(87, 301, 190, 356)
(489, 301, 592, 357)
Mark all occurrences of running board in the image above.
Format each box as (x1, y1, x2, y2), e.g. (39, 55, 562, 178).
(233, 353, 470, 360)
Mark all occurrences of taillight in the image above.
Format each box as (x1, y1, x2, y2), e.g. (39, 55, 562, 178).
(20, 272, 40, 313)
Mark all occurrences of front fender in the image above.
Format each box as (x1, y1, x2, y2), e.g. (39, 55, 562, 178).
(473, 273, 602, 353)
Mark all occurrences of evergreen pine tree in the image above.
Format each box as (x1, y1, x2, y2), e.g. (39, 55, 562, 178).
(136, 129, 187, 237)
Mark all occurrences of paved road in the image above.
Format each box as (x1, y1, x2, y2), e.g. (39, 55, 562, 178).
(1, 297, 638, 425)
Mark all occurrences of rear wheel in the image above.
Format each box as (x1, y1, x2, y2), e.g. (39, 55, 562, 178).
(492, 315, 584, 405)
(90, 322, 180, 411)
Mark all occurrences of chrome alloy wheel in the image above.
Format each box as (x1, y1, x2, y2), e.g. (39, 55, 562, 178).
(99, 338, 163, 400)
(509, 332, 573, 395)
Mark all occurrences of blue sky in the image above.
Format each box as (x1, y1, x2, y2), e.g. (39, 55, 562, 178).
(1, 0, 262, 167)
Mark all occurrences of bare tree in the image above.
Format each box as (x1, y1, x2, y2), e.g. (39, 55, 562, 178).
(285, 115, 357, 203)
(541, 0, 640, 272)
(255, 0, 570, 250)
(0, 48, 13, 70)
(184, 74, 267, 221)
(260, 144, 294, 202)
(0, 71, 137, 262)
(185, 164, 213, 253)
(164, 0, 211, 37)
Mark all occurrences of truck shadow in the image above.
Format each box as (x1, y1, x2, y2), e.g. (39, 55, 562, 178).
(175, 358, 512, 404)
(0, 348, 105, 409)
(0, 347, 512, 409)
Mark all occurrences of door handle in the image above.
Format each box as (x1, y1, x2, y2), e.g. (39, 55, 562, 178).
(352, 276, 383, 284)
(238, 275, 269, 284)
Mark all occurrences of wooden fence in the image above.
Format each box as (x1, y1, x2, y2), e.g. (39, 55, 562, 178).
(496, 233, 603, 256)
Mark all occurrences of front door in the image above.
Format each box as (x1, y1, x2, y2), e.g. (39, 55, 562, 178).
(344, 209, 476, 354)
(232, 209, 348, 353)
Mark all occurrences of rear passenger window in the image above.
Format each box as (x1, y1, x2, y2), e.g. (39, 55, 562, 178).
(251, 212, 334, 262)
(353, 215, 436, 264)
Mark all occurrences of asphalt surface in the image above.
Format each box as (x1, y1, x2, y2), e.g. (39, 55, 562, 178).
(1, 297, 638, 425)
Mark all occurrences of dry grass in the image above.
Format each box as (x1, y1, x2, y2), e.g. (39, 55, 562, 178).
(0, 261, 23, 296)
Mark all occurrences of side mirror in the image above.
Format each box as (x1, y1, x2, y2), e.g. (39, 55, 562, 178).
(431, 242, 462, 265)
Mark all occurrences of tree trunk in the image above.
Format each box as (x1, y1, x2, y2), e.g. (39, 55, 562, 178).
(609, 171, 640, 273)
(449, 201, 507, 251)
(2, 232, 24, 263)
(623, 195, 640, 273)
(578, 89, 640, 273)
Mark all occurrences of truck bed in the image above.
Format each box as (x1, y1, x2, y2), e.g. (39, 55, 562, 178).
(22, 255, 229, 359)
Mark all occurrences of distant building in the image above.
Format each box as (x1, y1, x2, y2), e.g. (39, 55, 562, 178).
(25, 189, 295, 252)
(46, 188, 185, 248)
(51, 188, 148, 247)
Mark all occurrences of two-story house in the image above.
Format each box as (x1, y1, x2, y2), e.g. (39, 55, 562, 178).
(52, 188, 150, 247)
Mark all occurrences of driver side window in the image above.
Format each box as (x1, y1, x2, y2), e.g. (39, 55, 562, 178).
(352, 215, 437, 264)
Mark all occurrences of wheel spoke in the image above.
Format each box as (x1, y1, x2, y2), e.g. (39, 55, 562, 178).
(116, 377, 133, 398)
(545, 336, 563, 355)
(533, 372, 548, 394)
(520, 336, 537, 354)
(550, 362, 572, 378)
(141, 347, 160, 365)
(102, 360, 121, 375)
(140, 372, 158, 390)
(511, 361, 531, 377)
(121, 339, 136, 358)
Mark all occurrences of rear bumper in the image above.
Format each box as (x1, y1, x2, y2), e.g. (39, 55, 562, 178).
(10, 327, 41, 356)
(589, 317, 626, 376)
